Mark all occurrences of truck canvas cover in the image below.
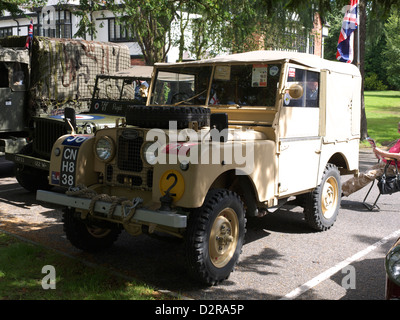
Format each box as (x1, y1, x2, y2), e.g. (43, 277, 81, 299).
(0, 36, 131, 115)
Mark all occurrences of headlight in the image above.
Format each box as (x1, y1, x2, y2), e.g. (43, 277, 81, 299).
(143, 142, 159, 165)
(386, 245, 400, 286)
(95, 136, 115, 162)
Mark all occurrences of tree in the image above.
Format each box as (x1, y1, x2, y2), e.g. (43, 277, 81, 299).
(383, 8, 400, 90)
(174, 0, 277, 60)
(116, 0, 177, 65)
(0, 0, 46, 16)
(64, 0, 106, 40)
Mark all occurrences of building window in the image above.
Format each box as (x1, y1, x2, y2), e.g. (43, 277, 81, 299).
(0, 27, 13, 38)
(38, 9, 72, 38)
(109, 18, 135, 42)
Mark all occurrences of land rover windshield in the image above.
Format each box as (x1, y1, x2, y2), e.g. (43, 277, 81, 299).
(150, 64, 281, 107)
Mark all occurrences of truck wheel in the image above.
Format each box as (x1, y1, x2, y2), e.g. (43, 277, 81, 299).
(14, 143, 52, 192)
(303, 164, 341, 231)
(185, 189, 246, 286)
(63, 208, 121, 252)
(125, 105, 210, 129)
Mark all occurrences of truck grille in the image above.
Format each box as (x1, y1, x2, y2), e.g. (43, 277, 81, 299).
(34, 118, 67, 158)
(117, 133, 144, 172)
(105, 129, 153, 190)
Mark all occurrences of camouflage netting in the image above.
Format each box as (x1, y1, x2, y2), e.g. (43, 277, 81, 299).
(0, 36, 131, 115)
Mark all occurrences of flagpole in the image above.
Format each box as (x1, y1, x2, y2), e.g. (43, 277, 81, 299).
(357, 2, 360, 70)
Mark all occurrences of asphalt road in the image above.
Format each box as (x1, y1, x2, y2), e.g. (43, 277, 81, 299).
(1, 149, 399, 300)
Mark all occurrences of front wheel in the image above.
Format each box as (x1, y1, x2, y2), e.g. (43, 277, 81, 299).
(63, 208, 121, 252)
(14, 142, 52, 192)
(184, 189, 246, 286)
(303, 164, 341, 231)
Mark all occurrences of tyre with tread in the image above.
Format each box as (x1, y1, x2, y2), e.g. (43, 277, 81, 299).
(184, 189, 246, 286)
(303, 163, 341, 231)
(125, 105, 210, 129)
(63, 208, 121, 252)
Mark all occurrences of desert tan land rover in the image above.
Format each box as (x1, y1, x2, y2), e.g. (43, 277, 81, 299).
(37, 51, 361, 285)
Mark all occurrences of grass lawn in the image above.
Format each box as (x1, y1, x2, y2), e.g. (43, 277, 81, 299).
(0, 231, 172, 300)
(364, 90, 400, 146)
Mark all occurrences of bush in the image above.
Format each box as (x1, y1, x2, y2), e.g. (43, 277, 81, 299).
(364, 73, 388, 91)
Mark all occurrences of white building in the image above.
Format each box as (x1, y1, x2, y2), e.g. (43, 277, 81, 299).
(0, 0, 156, 65)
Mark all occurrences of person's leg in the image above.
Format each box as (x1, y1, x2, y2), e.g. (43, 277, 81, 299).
(342, 162, 387, 196)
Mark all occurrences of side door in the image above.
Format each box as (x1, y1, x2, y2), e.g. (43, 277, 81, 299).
(277, 65, 322, 196)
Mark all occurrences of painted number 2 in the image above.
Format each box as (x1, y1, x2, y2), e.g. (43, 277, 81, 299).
(159, 170, 185, 202)
(164, 173, 177, 196)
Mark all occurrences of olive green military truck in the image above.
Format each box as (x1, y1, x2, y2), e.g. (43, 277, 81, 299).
(0, 36, 151, 191)
(6, 65, 152, 191)
(37, 51, 361, 285)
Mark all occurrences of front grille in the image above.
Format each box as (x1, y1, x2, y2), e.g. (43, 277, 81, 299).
(117, 134, 144, 172)
(34, 118, 67, 158)
(105, 129, 153, 190)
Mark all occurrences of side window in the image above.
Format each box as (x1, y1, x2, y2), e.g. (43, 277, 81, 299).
(10, 62, 28, 91)
(284, 68, 319, 108)
(209, 64, 280, 107)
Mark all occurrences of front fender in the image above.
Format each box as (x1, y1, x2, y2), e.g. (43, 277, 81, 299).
(48, 134, 97, 188)
(152, 140, 276, 208)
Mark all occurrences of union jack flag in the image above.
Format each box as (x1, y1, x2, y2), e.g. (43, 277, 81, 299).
(336, 0, 358, 63)
(25, 19, 33, 50)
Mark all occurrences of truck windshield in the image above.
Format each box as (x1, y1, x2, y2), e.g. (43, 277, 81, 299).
(150, 64, 281, 107)
(94, 77, 149, 103)
(150, 66, 212, 105)
(209, 64, 281, 107)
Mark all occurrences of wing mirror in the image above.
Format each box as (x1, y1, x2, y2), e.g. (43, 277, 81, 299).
(287, 84, 304, 99)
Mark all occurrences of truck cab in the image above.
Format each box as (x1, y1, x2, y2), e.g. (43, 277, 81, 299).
(0, 47, 29, 135)
(6, 65, 153, 192)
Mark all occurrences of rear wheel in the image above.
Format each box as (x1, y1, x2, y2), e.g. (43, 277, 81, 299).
(185, 189, 246, 285)
(303, 164, 341, 231)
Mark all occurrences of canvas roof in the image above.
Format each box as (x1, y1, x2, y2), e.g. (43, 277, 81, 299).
(99, 65, 153, 79)
(156, 50, 360, 77)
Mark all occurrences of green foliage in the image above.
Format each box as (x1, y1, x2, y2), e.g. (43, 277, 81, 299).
(319, 6, 343, 61)
(383, 9, 400, 90)
(0, 0, 46, 17)
(365, 34, 389, 89)
(116, 0, 177, 65)
(364, 73, 388, 91)
(65, 0, 106, 39)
